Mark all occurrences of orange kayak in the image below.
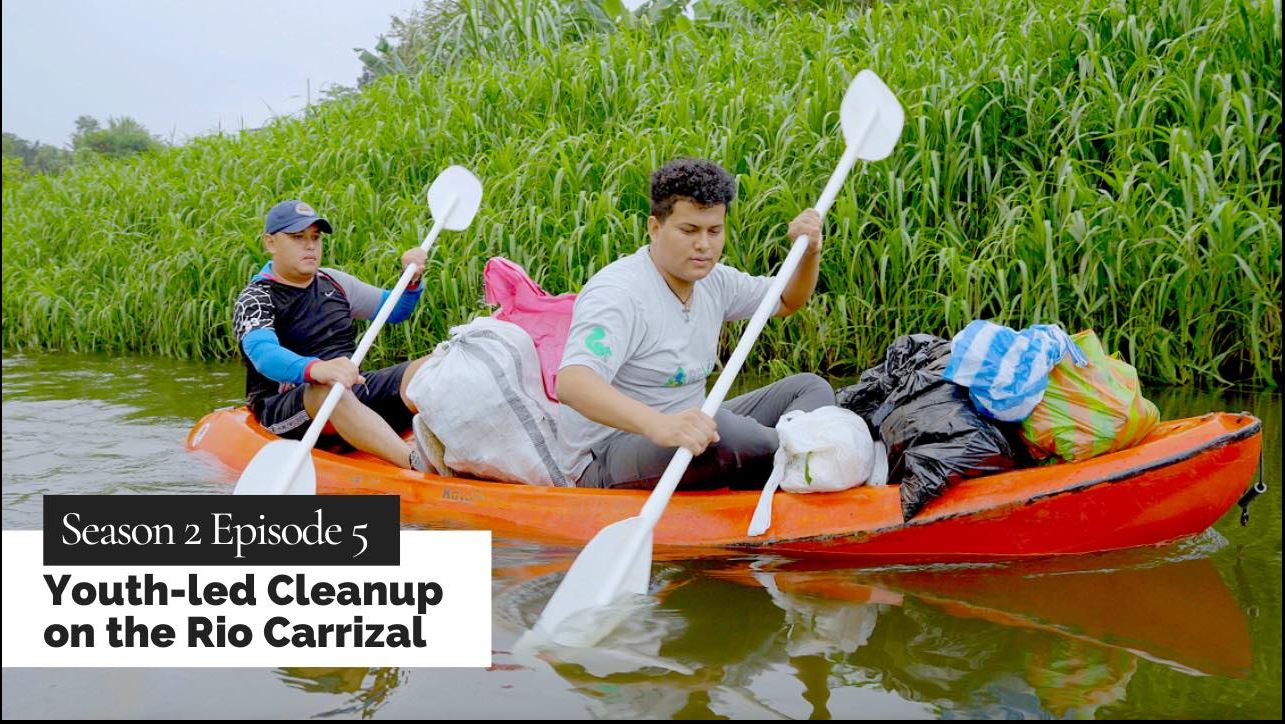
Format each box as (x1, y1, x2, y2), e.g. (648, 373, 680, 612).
(186, 408, 1261, 563)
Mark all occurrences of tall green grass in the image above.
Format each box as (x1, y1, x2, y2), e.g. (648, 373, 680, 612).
(3, 0, 1280, 387)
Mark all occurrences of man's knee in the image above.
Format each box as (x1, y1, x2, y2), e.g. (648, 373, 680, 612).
(786, 372, 830, 393)
(400, 357, 431, 411)
(783, 372, 835, 410)
(303, 383, 357, 414)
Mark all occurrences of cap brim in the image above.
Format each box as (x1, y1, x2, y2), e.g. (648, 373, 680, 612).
(278, 217, 333, 234)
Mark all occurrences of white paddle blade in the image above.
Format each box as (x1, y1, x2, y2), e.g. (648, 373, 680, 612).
(534, 517, 653, 645)
(233, 440, 317, 495)
(840, 69, 905, 161)
(428, 165, 483, 231)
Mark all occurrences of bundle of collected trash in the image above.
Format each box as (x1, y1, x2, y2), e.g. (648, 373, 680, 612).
(834, 321, 1159, 520)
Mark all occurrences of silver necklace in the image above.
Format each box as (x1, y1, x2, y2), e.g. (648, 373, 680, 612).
(649, 248, 694, 323)
(661, 277, 694, 323)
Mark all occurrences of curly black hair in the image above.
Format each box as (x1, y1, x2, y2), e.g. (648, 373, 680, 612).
(649, 158, 737, 221)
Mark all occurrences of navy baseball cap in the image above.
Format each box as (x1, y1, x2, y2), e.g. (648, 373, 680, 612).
(264, 200, 333, 235)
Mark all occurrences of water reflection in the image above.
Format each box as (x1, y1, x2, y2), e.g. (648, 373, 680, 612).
(276, 667, 404, 718)
(495, 543, 1251, 719)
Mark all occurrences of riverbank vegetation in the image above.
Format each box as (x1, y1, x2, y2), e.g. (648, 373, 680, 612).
(3, 0, 1280, 386)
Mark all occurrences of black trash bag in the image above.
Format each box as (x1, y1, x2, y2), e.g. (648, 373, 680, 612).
(837, 334, 1021, 520)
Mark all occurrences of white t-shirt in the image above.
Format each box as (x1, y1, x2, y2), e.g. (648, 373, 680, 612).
(556, 246, 776, 479)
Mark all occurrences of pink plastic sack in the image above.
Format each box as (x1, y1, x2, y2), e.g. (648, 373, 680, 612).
(483, 257, 576, 401)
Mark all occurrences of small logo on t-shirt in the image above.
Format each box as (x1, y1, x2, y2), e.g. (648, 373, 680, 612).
(664, 366, 687, 387)
(585, 326, 612, 359)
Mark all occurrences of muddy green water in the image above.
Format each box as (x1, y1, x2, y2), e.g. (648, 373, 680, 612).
(2, 352, 1280, 719)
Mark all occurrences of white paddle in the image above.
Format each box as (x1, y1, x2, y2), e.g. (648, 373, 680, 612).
(234, 166, 483, 495)
(532, 70, 905, 646)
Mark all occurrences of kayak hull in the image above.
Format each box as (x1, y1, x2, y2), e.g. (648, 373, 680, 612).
(186, 408, 1261, 562)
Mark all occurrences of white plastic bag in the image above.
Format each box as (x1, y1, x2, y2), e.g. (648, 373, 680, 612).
(404, 317, 574, 486)
(748, 406, 886, 536)
(755, 571, 880, 657)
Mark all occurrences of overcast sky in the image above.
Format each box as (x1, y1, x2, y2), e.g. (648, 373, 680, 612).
(2, 0, 422, 148)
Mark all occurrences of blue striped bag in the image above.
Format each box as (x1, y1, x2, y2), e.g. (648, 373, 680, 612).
(943, 320, 1088, 422)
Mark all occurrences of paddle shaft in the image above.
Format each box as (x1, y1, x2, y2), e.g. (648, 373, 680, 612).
(277, 196, 459, 487)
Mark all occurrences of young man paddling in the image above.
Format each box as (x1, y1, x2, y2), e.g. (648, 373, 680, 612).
(556, 158, 836, 489)
(232, 200, 440, 472)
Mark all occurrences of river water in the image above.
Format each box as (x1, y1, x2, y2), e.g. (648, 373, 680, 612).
(2, 352, 1280, 719)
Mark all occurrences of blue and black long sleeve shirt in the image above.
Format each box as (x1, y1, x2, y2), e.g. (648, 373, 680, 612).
(231, 262, 422, 415)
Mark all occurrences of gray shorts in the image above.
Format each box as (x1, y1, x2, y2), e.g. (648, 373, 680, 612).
(576, 373, 836, 490)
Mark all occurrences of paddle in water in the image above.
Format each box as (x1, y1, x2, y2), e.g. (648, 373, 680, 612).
(234, 165, 483, 496)
(532, 70, 905, 646)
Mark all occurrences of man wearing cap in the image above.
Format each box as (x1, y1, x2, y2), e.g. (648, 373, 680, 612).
(232, 200, 442, 473)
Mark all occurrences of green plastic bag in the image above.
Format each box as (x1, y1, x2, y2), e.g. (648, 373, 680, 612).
(1020, 330, 1159, 462)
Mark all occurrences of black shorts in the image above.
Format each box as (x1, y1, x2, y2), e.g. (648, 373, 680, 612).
(255, 361, 414, 444)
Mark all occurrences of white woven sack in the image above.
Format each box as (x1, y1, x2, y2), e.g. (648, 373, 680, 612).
(405, 317, 574, 486)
